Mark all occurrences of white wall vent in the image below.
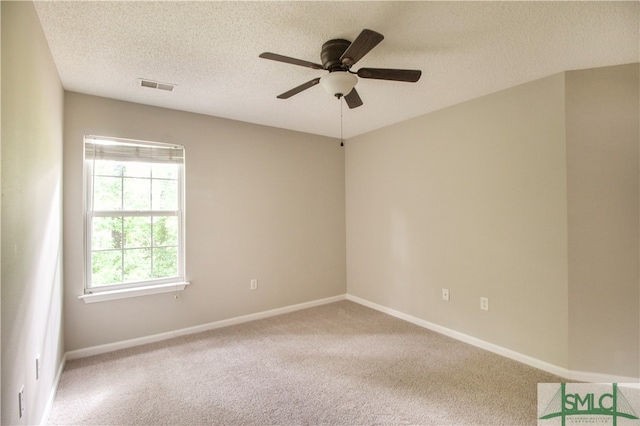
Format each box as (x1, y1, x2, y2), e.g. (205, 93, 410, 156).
(139, 79, 175, 92)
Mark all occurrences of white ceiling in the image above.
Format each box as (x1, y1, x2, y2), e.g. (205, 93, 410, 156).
(34, 1, 639, 139)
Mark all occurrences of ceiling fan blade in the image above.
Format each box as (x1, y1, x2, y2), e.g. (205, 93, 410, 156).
(277, 78, 321, 99)
(357, 68, 422, 82)
(344, 88, 363, 109)
(340, 29, 384, 67)
(259, 52, 324, 70)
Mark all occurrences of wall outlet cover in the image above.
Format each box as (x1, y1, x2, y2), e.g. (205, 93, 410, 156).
(442, 288, 450, 301)
(480, 297, 489, 311)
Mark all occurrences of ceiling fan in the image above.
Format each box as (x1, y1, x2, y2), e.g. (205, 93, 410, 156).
(259, 29, 422, 109)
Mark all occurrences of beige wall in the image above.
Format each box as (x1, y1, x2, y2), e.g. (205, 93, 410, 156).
(63, 93, 346, 351)
(346, 65, 640, 379)
(346, 73, 570, 368)
(566, 64, 639, 377)
(1, 2, 65, 424)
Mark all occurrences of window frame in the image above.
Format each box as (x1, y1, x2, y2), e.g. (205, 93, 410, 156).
(82, 135, 187, 297)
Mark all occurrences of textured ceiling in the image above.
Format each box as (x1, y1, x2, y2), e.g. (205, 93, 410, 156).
(34, 1, 639, 139)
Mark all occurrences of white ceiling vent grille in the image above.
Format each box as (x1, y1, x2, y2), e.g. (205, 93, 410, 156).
(139, 79, 175, 92)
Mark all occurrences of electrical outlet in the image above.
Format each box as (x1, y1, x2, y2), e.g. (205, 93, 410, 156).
(250, 279, 258, 290)
(480, 297, 489, 311)
(18, 386, 25, 418)
(442, 288, 450, 301)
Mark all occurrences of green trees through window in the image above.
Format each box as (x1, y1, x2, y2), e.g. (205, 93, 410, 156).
(85, 136, 185, 291)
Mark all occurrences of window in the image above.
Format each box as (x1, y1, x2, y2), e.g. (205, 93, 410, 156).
(83, 136, 186, 298)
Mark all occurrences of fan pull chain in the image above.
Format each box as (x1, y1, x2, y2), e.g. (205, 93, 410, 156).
(340, 99, 344, 147)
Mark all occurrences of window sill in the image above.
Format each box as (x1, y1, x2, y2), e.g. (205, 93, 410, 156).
(79, 281, 190, 304)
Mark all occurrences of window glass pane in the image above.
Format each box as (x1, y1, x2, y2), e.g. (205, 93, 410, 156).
(94, 160, 123, 177)
(153, 216, 178, 247)
(85, 137, 184, 291)
(123, 248, 152, 282)
(93, 176, 122, 210)
(92, 250, 122, 286)
(152, 163, 177, 180)
(123, 162, 151, 178)
(123, 177, 151, 210)
(124, 217, 151, 248)
(92, 217, 123, 250)
(152, 179, 178, 210)
(153, 246, 178, 278)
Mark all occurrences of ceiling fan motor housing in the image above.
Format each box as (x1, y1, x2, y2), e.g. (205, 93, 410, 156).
(321, 39, 351, 71)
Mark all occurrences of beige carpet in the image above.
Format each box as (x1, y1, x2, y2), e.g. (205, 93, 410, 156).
(48, 301, 563, 425)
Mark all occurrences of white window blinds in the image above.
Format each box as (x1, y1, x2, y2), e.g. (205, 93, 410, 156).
(84, 136, 184, 164)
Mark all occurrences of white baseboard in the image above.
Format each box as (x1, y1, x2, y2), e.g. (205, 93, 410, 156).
(40, 353, 66, 426)
(346, 294, 640, 384)
(63, 292, 639, 384)
(567, 369, 640, 384)
(66, 294, 347, 360)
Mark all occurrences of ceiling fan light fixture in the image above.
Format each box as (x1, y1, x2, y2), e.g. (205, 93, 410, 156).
(320, 71, 357, 98)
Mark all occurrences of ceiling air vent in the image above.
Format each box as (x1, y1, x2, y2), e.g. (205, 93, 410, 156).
(139, 79, 175, 92)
